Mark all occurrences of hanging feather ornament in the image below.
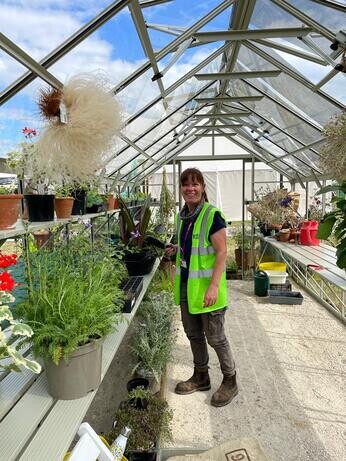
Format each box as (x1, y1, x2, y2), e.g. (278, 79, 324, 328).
(36, 73, 123, 184)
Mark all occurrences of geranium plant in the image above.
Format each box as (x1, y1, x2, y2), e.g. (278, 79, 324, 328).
(0, 253, 41, 373)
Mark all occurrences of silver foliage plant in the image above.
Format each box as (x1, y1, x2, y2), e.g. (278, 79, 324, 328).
(320, 111, 346, 183)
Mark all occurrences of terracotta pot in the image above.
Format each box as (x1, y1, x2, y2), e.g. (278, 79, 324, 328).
(33, 230, 53, 249)
(107, 194, 115, 210)
(54, 197, 74, 219)
(0, 194, 23, 230)
(278, 229, 291, 242)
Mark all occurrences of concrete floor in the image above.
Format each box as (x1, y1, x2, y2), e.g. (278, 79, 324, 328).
(164, 280, 346, 461)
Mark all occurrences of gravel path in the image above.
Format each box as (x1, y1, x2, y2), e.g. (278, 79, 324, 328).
(163, 280, 346, 461)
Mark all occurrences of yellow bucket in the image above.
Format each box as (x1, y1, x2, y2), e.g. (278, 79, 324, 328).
(258, 262, 287, 272)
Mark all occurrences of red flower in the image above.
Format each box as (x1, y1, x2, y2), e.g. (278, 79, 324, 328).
(0, 271, 15, 291)
(0, 253, 17, 268)
(22, 127, 37, 139)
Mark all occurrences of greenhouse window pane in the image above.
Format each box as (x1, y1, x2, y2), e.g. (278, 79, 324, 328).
(143, 0, 223, 52)
(289, 0, 346, 34)
(250, 0, 302, 28)
(118, 67, 161, 118)
(322, 72, 346, 105)
(0, 1, 111, 61)
(50, 6, 146, 88)
(0, 51, 28, 92)
(0, 78, 47, 158)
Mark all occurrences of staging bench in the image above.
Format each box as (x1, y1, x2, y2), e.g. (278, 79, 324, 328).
(0, 214, 160, 461)
(261, 236, 346, 321)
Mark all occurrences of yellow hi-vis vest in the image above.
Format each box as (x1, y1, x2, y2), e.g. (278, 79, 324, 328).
(174, 203, 228, 314)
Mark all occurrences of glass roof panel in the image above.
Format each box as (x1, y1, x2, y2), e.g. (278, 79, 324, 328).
(0, 78, 46, 157)
(159, 43, 223, 87)
(143, 0, 224, 51)
(50, 5, 146, 88)
(289, 0, 346, 32)
(322, 72, 346, 105)
(0, 52, 28, 93)
(0, 1, 111, 61)
(250, 0, 302, 28)
(235, 46, 342, 127)
(117, 66, 161, 118)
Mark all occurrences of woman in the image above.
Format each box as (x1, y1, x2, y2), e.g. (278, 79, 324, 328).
(166, 168, 237, 407)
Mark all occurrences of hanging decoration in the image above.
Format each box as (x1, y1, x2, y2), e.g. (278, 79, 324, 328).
(36, 73, 123, 184)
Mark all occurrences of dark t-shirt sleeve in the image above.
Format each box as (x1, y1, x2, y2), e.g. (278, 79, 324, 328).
(208, 211, 226, 241)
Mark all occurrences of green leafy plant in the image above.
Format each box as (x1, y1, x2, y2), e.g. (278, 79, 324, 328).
(316, 182, 346, 269)
(18, 236, 124, 364)
(86, 188, 105, 208)
(54, 184, 74, 198)
(107, 391, 173, 452)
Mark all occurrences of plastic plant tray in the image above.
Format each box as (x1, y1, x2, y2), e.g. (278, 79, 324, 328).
(120, 276, 144, 313)
(270, 281, 292, 291)
(268, 290, 303, 305)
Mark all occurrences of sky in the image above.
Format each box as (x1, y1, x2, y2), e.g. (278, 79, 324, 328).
(0, 0, 345, 172)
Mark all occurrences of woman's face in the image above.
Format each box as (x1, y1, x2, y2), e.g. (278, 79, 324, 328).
(181, 176, 204, 209)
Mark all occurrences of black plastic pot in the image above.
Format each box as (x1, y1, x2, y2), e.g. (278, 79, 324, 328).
(127, 451, 156, 461)
(71, 189, 86, 215)
(124, 251, 156, 276)
(86, 204, 106, 214)
(25, 194, 55, 222)
(127, 377, 149, 392)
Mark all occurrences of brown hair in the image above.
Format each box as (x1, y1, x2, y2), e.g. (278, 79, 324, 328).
(180, 168, 208, 202)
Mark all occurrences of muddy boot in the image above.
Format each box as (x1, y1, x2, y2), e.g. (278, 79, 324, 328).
(211, 372, 238, 407)
(175, 369, 211, 395)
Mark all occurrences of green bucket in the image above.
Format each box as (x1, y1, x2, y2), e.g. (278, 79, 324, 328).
(254, 271, 269, 297)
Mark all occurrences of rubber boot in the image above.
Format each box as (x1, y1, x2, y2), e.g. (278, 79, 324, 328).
(211, 372, 238, 407)
(175, 369, 211, 395)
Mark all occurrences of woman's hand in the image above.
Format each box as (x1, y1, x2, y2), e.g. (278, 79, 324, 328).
(165, 243, 177, 257)
(204, 283, 218, 307)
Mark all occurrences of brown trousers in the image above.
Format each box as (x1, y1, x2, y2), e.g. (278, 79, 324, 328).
(180, 281, 236, 377)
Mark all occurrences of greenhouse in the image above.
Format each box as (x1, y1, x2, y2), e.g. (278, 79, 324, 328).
(0, 0, 345, 460)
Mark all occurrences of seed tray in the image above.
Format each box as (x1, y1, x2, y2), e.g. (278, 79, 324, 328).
(269, 281, 292, 292)
(120, 276, 144, 313)
(268, 290, 304, 305)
